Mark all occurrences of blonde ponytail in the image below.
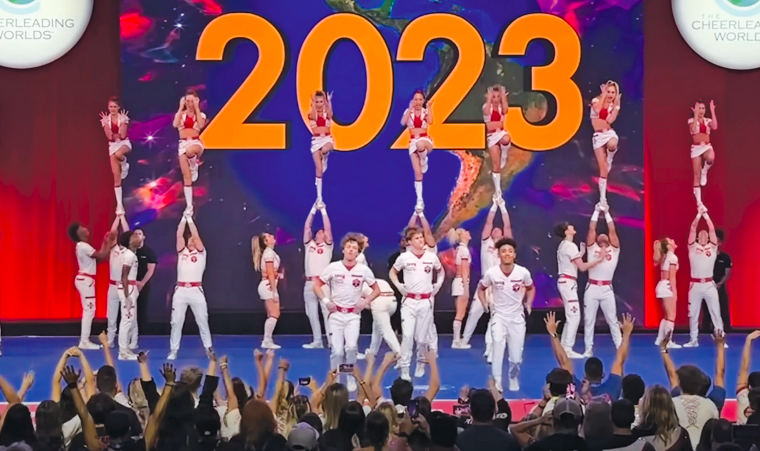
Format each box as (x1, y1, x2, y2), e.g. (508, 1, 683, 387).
(447, 228, 461, 246)
(252, 235, 264, 272)
(653, 239, 668, 266)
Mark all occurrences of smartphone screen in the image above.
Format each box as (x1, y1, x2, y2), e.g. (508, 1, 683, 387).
(298, 377, 311, 386)
(453, 404, 470, 416)
(407, 400, 419, 418)
(339, 364, 354, 373)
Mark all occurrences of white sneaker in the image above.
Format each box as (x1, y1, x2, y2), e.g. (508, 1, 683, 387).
(302, 341, 324, 349)
(565, 348, 585, 359)
(189, 158, 199, 182)
(400, 368, 411, 381)
(509, 377, 520, 392)
(261, 341, 281, 350)
(121, 161, 129, 180)
(415, 199, 425, 213)
(452, 341, 471, 350)
(347, 377, 357, 393)
(356, 353, 366, 360)
(322, 153, 329, 173)
(421, 152, 429, 174)
(582, 348, 593, 358)
(494, 377, 504, 393)
(683, 340, 699, 348)
(78, 341, 101, 350)
(500, 145, 509, 168)
(415, 362, 426, 378)
(167, 350, 178, 360)
(107, 342, 115, 349)
(667, 341, 682, 349)
(118, 350, 138, 361)
(184, 205, 194, 217)
(700, 171, 707, 187)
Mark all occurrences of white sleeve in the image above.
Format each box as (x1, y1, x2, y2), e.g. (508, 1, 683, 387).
(480, 271, 493, 288)
(566, 242, 581, 260)
(591, 98, 599, 104)
(78, 243, 96, 259)
(362, 266, 377, 287)
(263, 248, 275, 263)
(523, 269, 534, 288)
(319, 264, 333, 285)
(392, 254, 405, 272)
(433, 254, 443, 270)
(122, 251, 136, 268)
(687, 117, 694, 125)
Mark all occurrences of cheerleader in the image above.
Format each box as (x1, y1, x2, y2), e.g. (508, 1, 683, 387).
(309, 91, 334, 206)
(654, 238, 682, 349)
(401, 91, 434, 212)
(590, 81, 622, 208)
(172, 89, 207, 216)
(99, 97, 131, 215)
(689, 100, 718, 209)
(448, 228, 472, 348)
(356, 234, 369, 266)
(252, 233, 281, 349)
(483, 85, 512, 200)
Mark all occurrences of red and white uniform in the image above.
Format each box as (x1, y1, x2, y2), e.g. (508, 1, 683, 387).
(170, 247, 212, 352)
(304, 240, 334, 343)
(310, 112, 334, 154)
(584, 244, 622, 350)
(393, 250, 442, 369)
(365, 279, 400, 355)
(591, 98, 619, 149)
(557, 240, 582, 350)
(319, 261, 377, 370)
(258, 247, 281, 301)
(104, 114, 132, 155)
(689, 117, 713, 158)
(462, 238, 497, 346)
(405, 108, 433, 165)
(75, 242, 98, 344)
(178, 111, 207, 155)
(484, 104, 511, 167)
(451, 244, 471, 297)
(118, 249, 139, 352)
(106, 245, 126, 347)
(656, 252, 678, 298)
(688, 241, 723, 340)
(480, 264, 532, 383)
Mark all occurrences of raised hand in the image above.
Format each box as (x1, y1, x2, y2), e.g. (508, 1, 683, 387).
(68, 347, 82, 358)
(21, 371, 35, 390)
(61, 365, 80, 385)
(207, 348, 217, 362)
(179, 96, 186, 109)
(254, 349, 264, 362)
(600, 84, 607, 95)
(620, 313, 635, 335)
(99, 112, 109, 126)
(220, 355, 228, 365)
(710, 100, 716, 111)
(746, 330, 760, 343)
(98, 331, 108, 346)
(544, 311, 561, 335)
(714, 329, 726, 347)
(278, 358, 290, 372)
(137, 351, 148, 364)
(426, 99, 434, 109)
(160, 363, 176, 383)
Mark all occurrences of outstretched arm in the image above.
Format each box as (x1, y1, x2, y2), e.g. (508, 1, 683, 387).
(703, 212, 718, 244)
(303, 208, 315, 244)
(500, 200, 513, 238)
(545, 312, 573, 374)
(418, 213, 436, 248)
(688, 211, 701, 244)
(610, 314, 634, 376)
(186, 216, 204, 252)
(320, 205, 333, 244)
(710, 101, 718, 130)
(176, 216, 188, 252)
(605, 209, 620, 248)
(482, 203, 497, 240)
(93, 232, 115, 261)
(659, 336, 679, 389)
(587, 206, 599, 246)
(738, 331, 760, 390)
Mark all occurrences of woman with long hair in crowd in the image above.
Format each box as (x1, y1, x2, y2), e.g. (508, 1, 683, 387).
(226, 399, 286, 451)
(653, 238, 681, 349)
(483, 85, 511, 200)
(688, 99, 718, 209)
(321, 383, 349, 431)
(99, 96, 131, 216)
(634, 385, 692, 451)
(401, 90, 434, 213)
(590, 80, 622, 208)
(35, 400, 64, 451)
(357, 411, 391, 451)
(448, 227, 472, 349)
(253, 232, 281, 349)
(0, 404, 38, 449)
(309, 90, 334, 207)
(173, 89, 207, 216)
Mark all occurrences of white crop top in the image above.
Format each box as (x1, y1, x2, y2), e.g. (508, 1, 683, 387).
(404, 108, 429, 130)
(661, 251, 679, 272)
(590, 98, 619, 120)
(688, 117, 712, 135)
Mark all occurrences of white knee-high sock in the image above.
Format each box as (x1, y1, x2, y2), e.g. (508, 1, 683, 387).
(415, 181, 423, 202)
(655, 319, 674, 345)
(114, 186, 123, 209)
(598, 177, 608, 203)
(184, 185, 193, 208)
(453, 320, 462, 342)
(693, 186, 702, 205)
(315, 177, 323, 202)
(264, 317, 277, 342)
(702, 161, 713, 175)
(492, 172, 501, 194)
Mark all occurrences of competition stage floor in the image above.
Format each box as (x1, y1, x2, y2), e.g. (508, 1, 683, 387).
(0, 333, 752, 419)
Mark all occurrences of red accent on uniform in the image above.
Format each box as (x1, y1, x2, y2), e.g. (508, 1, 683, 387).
(490, 109, 502, 121)
(183, 114, 196, 129)
(77, 272, 96, 279)
(177, 282, 202, 287)
(412, 111, 423, 128)
(588, 279, 612, 286)
(559, 274, 577, 280)
(690, 277, 713, 283)
(599, 108, 609, 120)
(316, 115, 327, 127)
(110, 118, 119, 134)
(699, 121, 707, 133)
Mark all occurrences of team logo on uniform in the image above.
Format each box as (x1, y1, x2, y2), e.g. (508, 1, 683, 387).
(605, 253, 612, 261)
(571, 306, 579, 314)
(512, 283, 521, 292)
(352, 279, 361, 287)
(424, 266, 432, 273)
(317, 248, 323, 254)
(706, 251, 712, 257)
(191, 256, 197, 263)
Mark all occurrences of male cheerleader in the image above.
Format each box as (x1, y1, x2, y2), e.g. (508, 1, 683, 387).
(462, 197, 512, 360)
(684, 207, 724, 347)
(107, 215, 129, 348)
(313, 233, 380, 392)
(477, 237, 534, 393)
(303, 203, 334, 349)
(390, 227, 444, 381)
(364, 278, 401, 356)
(168, 214, 213, 360)
(68, 222, 115, 349)
(554, 217, 606, 359)
(583, 204, 620, 356)
(118, 230, 142, 360)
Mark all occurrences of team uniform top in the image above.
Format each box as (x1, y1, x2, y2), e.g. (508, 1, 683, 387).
(178, 248, 207, 283)
(178, 112, 207, 131)
(109, 116, 128, 141)
(393, 251, 442, 295)
(404, 109, 429, 133)
(304, 240, 333, 278)
(109, 245, 126, 281)
(260, 248, 281, 274)
(587, 244, 619, 282)
(590, 98, 616, 121)
(455, 244, 470, 275)
(76, 242, 97, 275)
(481, 238, 499, 273)
(688, 242, 718, 279)
(480, 264, 533, 317)
(662, 252, 679, 273)
(362, 279, 394, 298)
(319, 262, 376, 308)
(121, 249, 139, 283)
(356, 253, 367, 266)
(483, 104, 505, 124)
(688, 117, 712, 135)
(310, 112, 332, 131)
(557, 241, 582, 279)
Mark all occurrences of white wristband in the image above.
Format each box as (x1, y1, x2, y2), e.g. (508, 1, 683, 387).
(310, 207, 317, 215)
(320, 208, 328, 216)
(186, 216, 194, 224)
(490, 202, 498, 212)
(703, 212, 710, 220)
(591, 210, 600, 222)
(321, 297, 330, 305)
(498, 201, 507, 214)
(605, 212, 613, 223)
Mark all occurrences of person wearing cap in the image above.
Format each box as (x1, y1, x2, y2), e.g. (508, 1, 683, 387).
(523, 396, 586, 451)
(456, 389, 520, 451)
(287, 422, 319, 451)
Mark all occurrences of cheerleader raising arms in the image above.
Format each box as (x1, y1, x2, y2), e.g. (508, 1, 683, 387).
(689, 100, 718, 209)
(99, 97, 131, 215)
(173, 89, 207, 216)
(590, 81, 622, 208)
(401, 91, 434, 213)
(309, 91, 335, 206)
(483, 85, 512, 200)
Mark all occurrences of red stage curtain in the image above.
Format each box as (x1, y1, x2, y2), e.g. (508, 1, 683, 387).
(644, 0, 760, 328)
(0, 1, 119, 320)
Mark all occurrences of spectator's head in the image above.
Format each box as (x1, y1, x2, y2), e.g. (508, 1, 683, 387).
(298, 412, 323, 437)
(375, 403, 398, 435)
(430, 412, 458, 450)
(546, 368, 573, 397)
(583, 401, 614, 441)
(610, 399, 636, 430)
(749, 371, 760, 390)
(640, 385, 680, 443)
(318, 429, 352, 451)
(104, 411, 131, 441)
(240, 399, 277, 447)
(59, 386, 78, 423)
(232, 377, 252, 410)
(470, 389, 496, 423)
(414, 396, 432, 420)
(33, 400, 62, 450)
(96, 365, 118, 396)
(287, 394, 312, 434)
(748, 387, 760, 418)
(584, 357, 605, 382)
(362, 411, 390, 451)
(195, 404, 221, 439)
(699, 374, 712, 397)
(0, 404, 36, 447)
(323, 383, 349, 431)
(493, 399, 512, 432)
(337, 401, 365, 439)
(552, 397, 583, 434)
(391, 378, 414, 407)
(407, 429, 431, 451)
(676, 365, 704, 396)
(697, 419, 717, 451)
(286, 422, 319, 451)
(711, 419, 733, 449)
(87, 393, 117, 425)
(180, 366, 203, 394)
(622, 374, 646, 406)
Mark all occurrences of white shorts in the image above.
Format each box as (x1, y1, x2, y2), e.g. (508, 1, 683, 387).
(258, 280, 278, 301)
(487, 129, 510, 148)
(409, 136, 433, 155)
(179, 138, 204, 156)
(691, 143, 713, 159)
(109, 139, 132, 156)
(655, 280, 674, 299)
(452, 277, 466, 297)
(311, 135, 334, 154)
(592, 129, 618, 149)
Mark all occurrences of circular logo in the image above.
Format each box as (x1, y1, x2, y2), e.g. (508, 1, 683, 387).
(673, 0, 760, 70)
(191, 256, 197, 263)
(352, 279, 360, 287)
(0, 0, 93, 69)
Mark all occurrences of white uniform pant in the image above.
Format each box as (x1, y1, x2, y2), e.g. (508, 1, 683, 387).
(400, 297, 434, 369)
(304, 281, 331, 343)
(106, 284, 121, 346)
(583, 284, 622, 350)
(75, 275, 97, 343)
(368, 296, 400, 355)
(170, 286, 213, 351)
(117, 286, 139, 351)
(462, 289, 493, 348)
(558, 279, 580, 349)
(491, 314, 526, 381)
(328, 311, 360, 371)
(420, 296, 438, 359)
(688, 281, 723, 340)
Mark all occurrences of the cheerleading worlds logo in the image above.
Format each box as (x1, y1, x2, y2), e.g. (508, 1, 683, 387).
(0, 0, 40, 14)
(672, 0, 760, 70)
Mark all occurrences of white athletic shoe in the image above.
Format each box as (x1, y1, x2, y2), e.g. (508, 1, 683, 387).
(356, 353, 366, 360)
(107, 342, 115, 349)
(606, 150, 615, 170)
(322, 153, 329, 174)
(347, 377, 357, 393)
(400, 368, 411, 381)
(667, 341, 682, 349)
(121, 161, 129, 180)
(565, 348, 585, 359)
(582, 348, 593, 358)
(494, 377, 504, 393)
(302, 341, 324, 349)
(261, 341, 281, 350)
(189, 157, 199, 182)
(415, 362, 426, 378)
(118, 350, 138, 361)
(78, 341, 101, 350)
(452, 341, 471, 350)
(509, 377, 520, 392)
(700, 171, 707, 187)
(683, 340, 699, 348)
(421, 152, 429, 174)
(167, 350, 178, 360)
(500, 145, 509, 169)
